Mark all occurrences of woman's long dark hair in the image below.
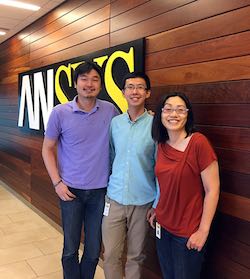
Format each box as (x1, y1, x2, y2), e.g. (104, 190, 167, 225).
(152, 92, 196, 143)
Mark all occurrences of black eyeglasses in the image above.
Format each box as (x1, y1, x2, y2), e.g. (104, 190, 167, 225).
(124, 84, 147, 92)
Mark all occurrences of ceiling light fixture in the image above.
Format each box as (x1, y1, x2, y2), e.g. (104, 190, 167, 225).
(0, 0, 40, 11)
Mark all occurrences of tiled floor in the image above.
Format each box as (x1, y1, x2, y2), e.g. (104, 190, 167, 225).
(0, 181, 105, 279)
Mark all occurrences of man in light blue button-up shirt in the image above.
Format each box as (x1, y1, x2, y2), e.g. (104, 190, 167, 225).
(102, 72, 157, 279)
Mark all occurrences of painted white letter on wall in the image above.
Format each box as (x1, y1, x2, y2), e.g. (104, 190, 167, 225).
(18, 69, 54, 130)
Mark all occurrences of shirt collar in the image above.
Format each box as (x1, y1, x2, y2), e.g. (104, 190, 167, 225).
(71, 96, 100, 113)
(125, 109, 148, 123)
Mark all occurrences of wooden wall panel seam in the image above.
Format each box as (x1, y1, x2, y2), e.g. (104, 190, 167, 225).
(0, 0, 87, 57)
(110, 0, 250, 46)
(29, 20, 110, 61)
(146, 31, 250, 71)
(27, 0, 110, 46)
(215, 147, 250, 175)
(147, 55, 250, 86)
(147, 53, 250, 72)
(149, 80, 250, 104)
(110, 0, 150, 18)
(219, 192, 250, 222)
(30, 35, 110, 68)
(110, 0, 196, 32)
(29, 5, 111, 52)
(146, 9, 250, 54)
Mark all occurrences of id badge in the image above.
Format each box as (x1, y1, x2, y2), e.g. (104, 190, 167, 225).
(103, 202, 110, 216)
(156, 222, 161, 239)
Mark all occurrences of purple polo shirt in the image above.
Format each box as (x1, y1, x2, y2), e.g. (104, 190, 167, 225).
(45, 97, 119, 189)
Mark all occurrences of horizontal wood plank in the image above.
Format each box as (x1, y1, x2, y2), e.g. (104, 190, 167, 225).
(0, 0, 86, 56)
(30, 5, 110, 52)
(141, 267, 162, 279)
(0, 45, 30, 66)
(220, 170, 250, 199)
(149, 80, 250, 104)
(30, 20, 109, 61)
(0, 98, 18, 106)
(28, 0, 107, 45)
(0, 111, 18, 121)
(110, 0, 250, 46)
(0, 164, 31, 201)
(0, 131, 42, 153)
(203, 250, 250, 279)
(30, 34, 110, 68)
(147, 55, 250, 86)
(0, 139, 31, 163)
(1, 55, 31, 76)
(204, 213, 250, 277)
(111, 0, 195, 32)
(25, 0, 85, 39)
(192, 104, 250, 127)
(110, 0, 149, 17)
(216, 148, 250, 174)
(146, 5, 250, 53)
(214, 232, 250, 269)
(0, 104, 17, 113)
(146, 31, 250, 70)
(196, 126, 250, 151)
(219, 192, 250, 222)
(215, 212, 250, 245)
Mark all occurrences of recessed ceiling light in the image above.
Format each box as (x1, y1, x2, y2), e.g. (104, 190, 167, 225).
(0, 0, 40, 11)
(0, 31, 7, 36)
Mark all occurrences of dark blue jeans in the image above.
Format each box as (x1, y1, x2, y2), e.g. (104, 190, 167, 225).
(60, 187, 106, 279)
(156, 227, 205, 279)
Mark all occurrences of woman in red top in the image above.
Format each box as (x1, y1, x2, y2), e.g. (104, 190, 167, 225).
(148, 92, 220, 279)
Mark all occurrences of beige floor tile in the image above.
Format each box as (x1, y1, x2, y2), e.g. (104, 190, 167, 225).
(0, 244, 43, 266)
(0, 185, 13, 193)
(36, 270, 63, 279)
(26, 252, 61, 276)
(0, 199, 28, 215)
(0, 189, 13, 200)
(0, 261, 37, 279)
(0, 184, 105, 278)
(39, 226, 62, 239)
(35, 265, 105, 279)
(0, 218, 54, 235)
(0, 229, 49, 249)
(33, 237, 63, 255)
(8, 210, 48, 223)
(0, 215, 12, 225)
(94, 264, 105, 279)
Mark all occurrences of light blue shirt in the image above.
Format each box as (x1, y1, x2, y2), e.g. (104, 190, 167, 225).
(107, 111, 157, 205)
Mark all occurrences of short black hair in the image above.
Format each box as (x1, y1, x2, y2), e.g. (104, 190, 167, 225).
(121, 72, 151, 90)
(152, 92, 196, 143)
(73, 61, 104, 84)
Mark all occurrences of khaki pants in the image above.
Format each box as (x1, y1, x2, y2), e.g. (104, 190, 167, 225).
(102, 198, 152, 279)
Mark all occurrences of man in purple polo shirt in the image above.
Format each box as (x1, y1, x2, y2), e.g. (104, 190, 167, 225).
(42, 62, 118, 279)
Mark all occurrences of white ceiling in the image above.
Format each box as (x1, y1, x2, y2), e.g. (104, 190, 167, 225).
(0, 0, 66, 44)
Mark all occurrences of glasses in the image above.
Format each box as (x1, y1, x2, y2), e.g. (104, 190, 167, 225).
(162, 106, 189, 115)
(124, 84, 147, 92)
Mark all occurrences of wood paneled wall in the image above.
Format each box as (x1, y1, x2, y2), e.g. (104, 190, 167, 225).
(0, 0, 249, 278)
